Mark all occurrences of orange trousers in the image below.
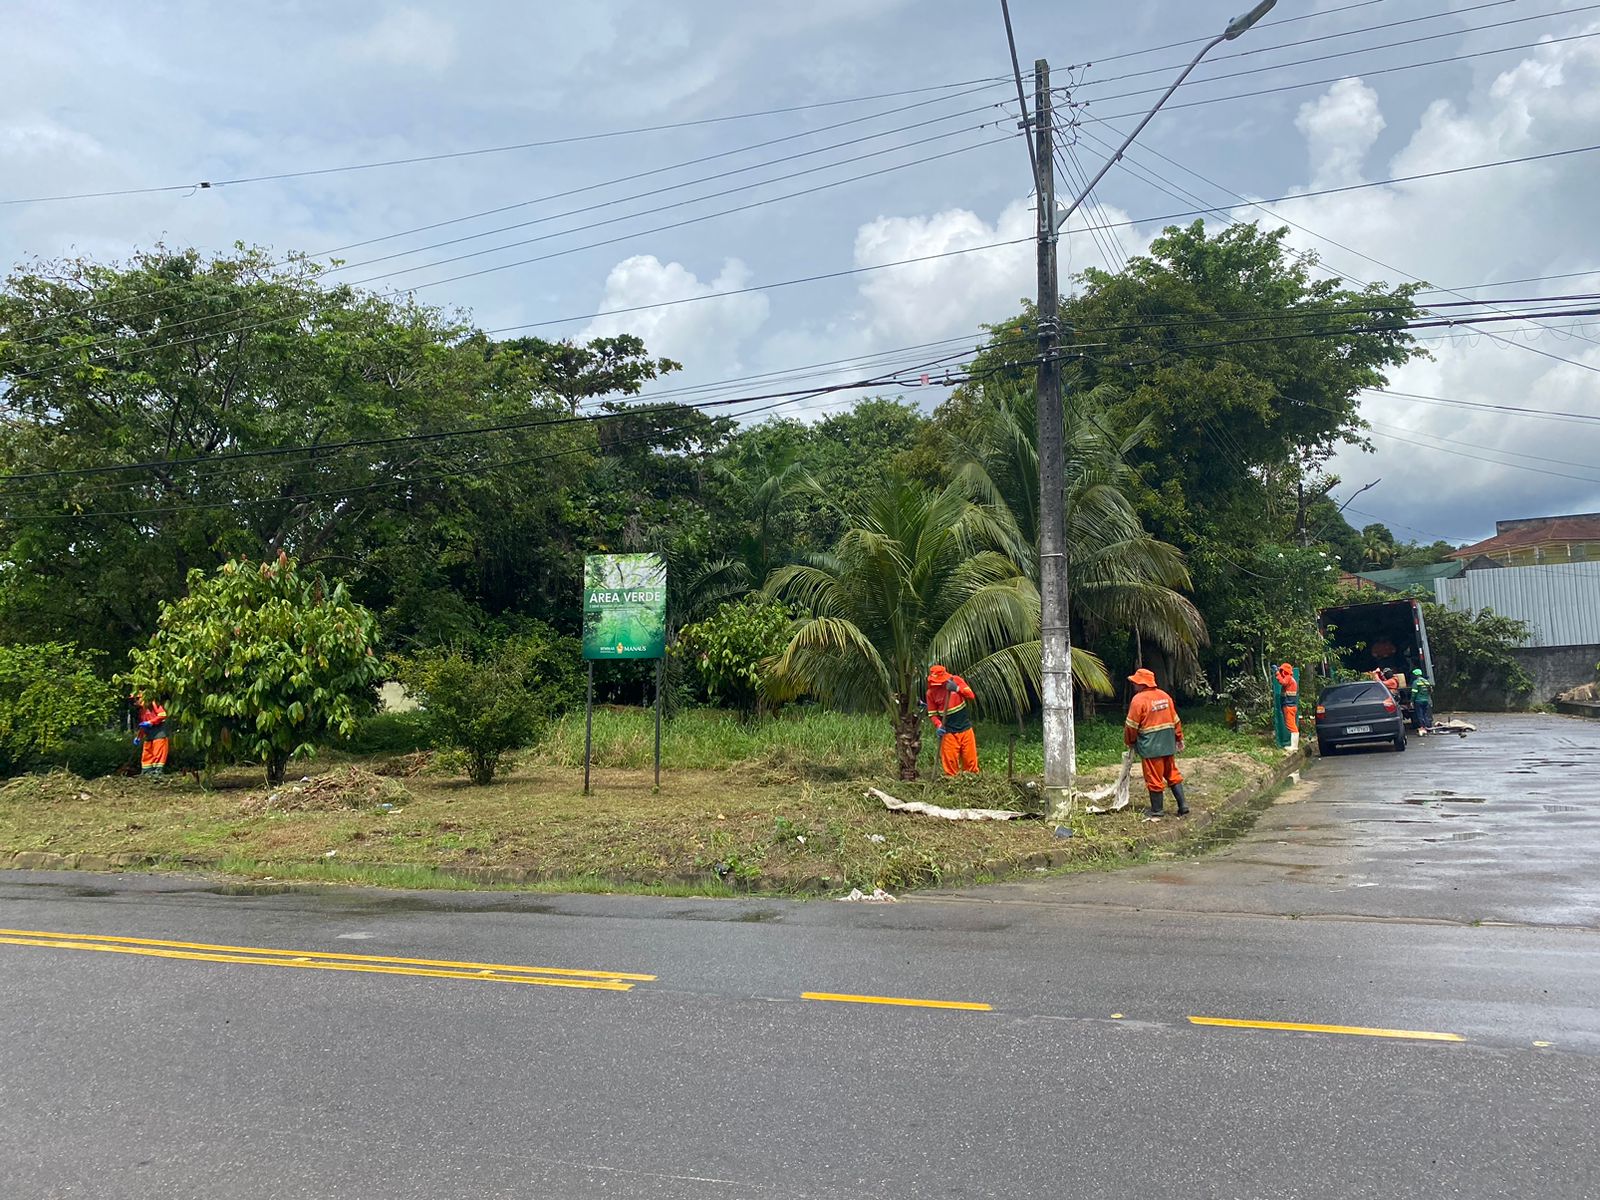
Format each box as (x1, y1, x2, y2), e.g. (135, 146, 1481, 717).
(938, 728, 979, 776)
(140, 737, 169, 775)
(1282, 700, 1298, 734)
(1140, 754, 1182, 792)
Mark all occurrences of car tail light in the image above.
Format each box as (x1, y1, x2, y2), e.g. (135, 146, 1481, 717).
(1315, 705, 1326, 718)
(1382, 697, 1397, 713)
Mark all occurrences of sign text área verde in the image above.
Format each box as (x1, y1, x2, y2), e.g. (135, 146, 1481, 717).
(582, 553, 667, 660)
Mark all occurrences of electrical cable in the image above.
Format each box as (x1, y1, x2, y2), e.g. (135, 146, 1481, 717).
(0, 76, 1014, 205)
(1, 85, 1014, 355)
(1073, 116, 1600, 367)
(1075, 5, 1597, 99)
(9, 139, 1597, 384)
(1065, 0, 1390, 69)
(1089, 30, 1600, 124)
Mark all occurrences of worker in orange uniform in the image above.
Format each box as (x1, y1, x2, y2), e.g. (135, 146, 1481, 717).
(1276, 661, 1299, 752)
(132, 693, 170, 778)
(926, 664, 979, 776)
(1124, 668, 1187, 817)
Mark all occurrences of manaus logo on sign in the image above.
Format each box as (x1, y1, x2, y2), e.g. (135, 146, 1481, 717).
(582, 554, 666, 660)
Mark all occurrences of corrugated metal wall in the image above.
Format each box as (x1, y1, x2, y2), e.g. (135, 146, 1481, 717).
(1435, 562, 1600, 647)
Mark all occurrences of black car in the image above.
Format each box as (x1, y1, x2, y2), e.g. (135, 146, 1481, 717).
(1315, 680, 1407, 755)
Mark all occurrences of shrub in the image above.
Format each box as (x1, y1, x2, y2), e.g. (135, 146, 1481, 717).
(27, 729, 132, 779)
(336, 710, 433, 756)
(123, 555, 385, 784)
(675, 596, 791, 715)
(1421, 602, 1533, 703)
(0, 642, 116, 776)
(397, 638, 556, 785)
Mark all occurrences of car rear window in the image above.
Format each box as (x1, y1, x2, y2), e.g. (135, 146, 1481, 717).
(1325, 683, 1388, 702)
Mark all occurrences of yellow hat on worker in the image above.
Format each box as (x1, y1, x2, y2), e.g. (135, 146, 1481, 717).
(1128, 668, 1157, 688)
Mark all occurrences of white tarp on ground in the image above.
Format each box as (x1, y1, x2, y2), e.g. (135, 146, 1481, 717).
(866, 787, 1026, 821)
(867, 750, 1138, 821)
(1083, 751, 1136, 814)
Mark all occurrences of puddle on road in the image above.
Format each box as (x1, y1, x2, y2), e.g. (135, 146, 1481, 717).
(1543, 804, 1582, 814)
(1402, 794, 1486, 805)
(1422, 832, 1486, 842)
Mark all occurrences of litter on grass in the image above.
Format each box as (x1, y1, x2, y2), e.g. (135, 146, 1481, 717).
(1084, 752, 1136, 815)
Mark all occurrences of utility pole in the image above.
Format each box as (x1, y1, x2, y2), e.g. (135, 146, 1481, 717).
(1033, 59, 1076, 824)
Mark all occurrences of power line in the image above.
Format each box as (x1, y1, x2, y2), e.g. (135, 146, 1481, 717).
(10, 138, 1597, 384)
(1066, 0, 1390, 69)
(1368, 387, 1600, 425)
(1075, 5, 1597, 98)
(0, 76, 1014, 206)
(1090, 30, 1600, 124)
(1075, 0, 1523, 87)
(1, 134, 1015, 378)
(2, 85, 1013, 357)
(1, 331, 1039, 496)
(1073, 116, 1600, 368)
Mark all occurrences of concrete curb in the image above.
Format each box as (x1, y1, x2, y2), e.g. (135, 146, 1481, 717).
(0, 750, 1308, 895)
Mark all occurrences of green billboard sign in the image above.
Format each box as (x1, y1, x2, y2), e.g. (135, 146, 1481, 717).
(582, 553, 667, 660)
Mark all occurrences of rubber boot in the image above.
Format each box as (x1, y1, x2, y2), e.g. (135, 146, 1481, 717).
(1147, 790, 1165, 817)
(1172, 783, 1189, 817)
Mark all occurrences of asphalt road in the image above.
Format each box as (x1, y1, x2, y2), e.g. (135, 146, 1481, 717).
(2, 714, 1597, 1198)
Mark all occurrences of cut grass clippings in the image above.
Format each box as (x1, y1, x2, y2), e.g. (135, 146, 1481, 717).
(0, 708, 1283, 895)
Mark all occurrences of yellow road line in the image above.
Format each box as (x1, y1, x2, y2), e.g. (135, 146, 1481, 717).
(802, 991, 992, 1012)
(0, 935, 634, 990)
(0, 926, 653, 981)
(1188, 1015, 1464, 1042)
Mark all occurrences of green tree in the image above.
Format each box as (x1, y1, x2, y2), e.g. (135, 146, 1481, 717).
(123, 555, 384, 783)
(958, 221, 1423, 675)
(0, 246, 683, 661)
(1360, 523, 1397, 568)
(397, 637, 556, 785)
(766, 476, 1109, 780)
(0, 642, 115, 776)
(949, 383, 1206, 695)
(1420, 602, 1532, 704)
(675, 596, 791, 715)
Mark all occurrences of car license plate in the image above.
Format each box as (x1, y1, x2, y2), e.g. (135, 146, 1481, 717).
(1346, 724, 1372, 734)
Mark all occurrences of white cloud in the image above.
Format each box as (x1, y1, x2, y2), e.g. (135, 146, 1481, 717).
(580, 255, 769, 376)
(1295, 78, 1384, 188)
(851, 199, 1035, 344)
(1282, 30, 1600, 539)
(342, 8, 458, 73)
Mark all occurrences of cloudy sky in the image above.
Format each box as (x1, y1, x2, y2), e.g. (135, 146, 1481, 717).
(4, 0, 1598, 545)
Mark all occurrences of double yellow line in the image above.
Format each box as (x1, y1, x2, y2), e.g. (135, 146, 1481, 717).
(0, 927, 654, 991)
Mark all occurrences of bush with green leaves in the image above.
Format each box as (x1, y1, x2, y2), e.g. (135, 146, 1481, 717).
(675, 596, 791, 715)
(397, 637, 558, 785)
(0, 642, 116, 776)
(1421, 601, 1533, 704)
(123, 555, 384, 784)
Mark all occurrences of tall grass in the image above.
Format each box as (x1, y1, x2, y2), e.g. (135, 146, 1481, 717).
(532, 703, 1268, 778)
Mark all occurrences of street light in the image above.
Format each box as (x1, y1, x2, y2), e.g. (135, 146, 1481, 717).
(1034, 2, 1277, 825)
(1053, 1, 1278, 235)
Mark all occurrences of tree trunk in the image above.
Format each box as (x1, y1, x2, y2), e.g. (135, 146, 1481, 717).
(894, 710, 922, 781)
(266, 749, 289, 786)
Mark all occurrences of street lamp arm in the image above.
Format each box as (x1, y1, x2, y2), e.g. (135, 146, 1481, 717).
(1054, 2, 1276, 233)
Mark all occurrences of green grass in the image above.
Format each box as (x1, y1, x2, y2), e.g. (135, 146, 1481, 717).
(1, 704, 1284, 895)
(537, 704, 1267, 778)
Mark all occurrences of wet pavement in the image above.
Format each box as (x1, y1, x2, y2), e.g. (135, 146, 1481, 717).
(941, 713, 1600, 928)
(2, 714, 1599, 1198)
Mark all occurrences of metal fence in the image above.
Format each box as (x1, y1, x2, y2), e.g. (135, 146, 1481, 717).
(1435, 562, 1600, 647)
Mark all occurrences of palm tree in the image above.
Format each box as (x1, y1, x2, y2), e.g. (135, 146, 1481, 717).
(953, 384, 1207, 691)
(765, 476, 1109, 780)
(683, 447, 816, 620)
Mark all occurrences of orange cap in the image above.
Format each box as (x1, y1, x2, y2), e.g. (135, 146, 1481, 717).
(1128, 668, 1157, 688)
(928, 664, 950, 686)
(1279, 662, 1293, 674)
